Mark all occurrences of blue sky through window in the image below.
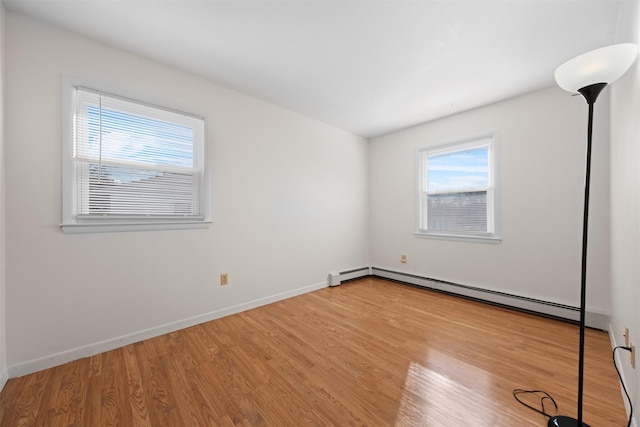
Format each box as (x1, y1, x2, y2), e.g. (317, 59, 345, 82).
(87, 106, 194, 167)
(428, 146, 489, 193)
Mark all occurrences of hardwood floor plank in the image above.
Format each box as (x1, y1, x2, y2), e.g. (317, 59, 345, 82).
(0, 368, 50, 426)
(197, 359, 252, 425)
(101, 348, 135, 427)
(82, 372, 101, 427)
(0, 277, 629, 426)
(56, 357, 89, 427)
(158, 354, 210, 426)
(122, 345, 152, 427)
(33, 362, 64, 426)
(133, 341, 181, 427)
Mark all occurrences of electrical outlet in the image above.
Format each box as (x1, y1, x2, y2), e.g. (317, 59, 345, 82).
(631, 343, 636, 369)
(401, 255, 407, 264)
(624, 326, 630, 347)
(220, 273, 229, 286)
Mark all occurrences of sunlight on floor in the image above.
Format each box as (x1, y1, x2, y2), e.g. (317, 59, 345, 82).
(395, 353, 497, 426)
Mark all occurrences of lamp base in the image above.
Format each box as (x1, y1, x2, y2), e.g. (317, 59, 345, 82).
(548, 416, 591, 427)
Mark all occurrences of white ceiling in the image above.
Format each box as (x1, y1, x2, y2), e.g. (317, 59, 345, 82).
(3, 0, 626, 137)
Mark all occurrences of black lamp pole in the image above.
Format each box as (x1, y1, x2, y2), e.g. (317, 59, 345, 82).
(548, 82, 607, 427)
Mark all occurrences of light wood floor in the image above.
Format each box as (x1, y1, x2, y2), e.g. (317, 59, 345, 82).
(0, 277, 628, 426)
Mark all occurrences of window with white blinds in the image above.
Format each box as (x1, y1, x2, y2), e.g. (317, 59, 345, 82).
(63, 86, 207, 232)
(417, 134, 500, 241)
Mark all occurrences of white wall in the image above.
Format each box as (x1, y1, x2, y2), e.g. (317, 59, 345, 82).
(4, 12, 369, 375)
(369, 86, 611, 316)
(0, 3, 7, 391)
(610, 1, 640, 425)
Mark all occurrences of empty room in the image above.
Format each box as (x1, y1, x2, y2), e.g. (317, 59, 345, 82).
(0, 0, 639, 426)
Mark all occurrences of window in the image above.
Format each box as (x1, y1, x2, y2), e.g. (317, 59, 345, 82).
(417, 134, 500, 241)
(62, 86, 208, 233)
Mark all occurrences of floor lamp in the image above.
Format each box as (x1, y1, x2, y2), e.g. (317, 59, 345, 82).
(550, 43, 638, 427)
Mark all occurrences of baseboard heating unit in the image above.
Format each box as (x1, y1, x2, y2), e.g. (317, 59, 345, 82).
(328, 267, 371, 287)
(328, 267, 609, 330)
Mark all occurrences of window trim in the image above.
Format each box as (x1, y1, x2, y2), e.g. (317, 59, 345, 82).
(61, 77, 211, 233)
(415, 132, 501, 243)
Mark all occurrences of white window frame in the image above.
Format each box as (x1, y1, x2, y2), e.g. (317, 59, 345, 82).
(61, 79, 211, 233)
(416, 133, 501, 243)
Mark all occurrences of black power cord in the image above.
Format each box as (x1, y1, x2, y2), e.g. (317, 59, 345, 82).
(513, 389, 558, 418)
(613, 345, 634, 427)
(513, 346, 634, 425)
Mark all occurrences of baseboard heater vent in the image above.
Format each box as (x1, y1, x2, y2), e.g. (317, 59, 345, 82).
(370, 267, 609, 330)
(328, 267, 371, 287)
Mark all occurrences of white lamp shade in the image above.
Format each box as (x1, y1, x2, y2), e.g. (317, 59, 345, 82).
(554, 43, 638, 93)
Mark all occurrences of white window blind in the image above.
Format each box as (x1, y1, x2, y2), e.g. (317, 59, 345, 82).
(417, 134, 499, 240)
(72, 88, 204, 221)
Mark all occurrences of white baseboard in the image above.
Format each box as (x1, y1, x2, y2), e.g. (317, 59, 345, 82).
(609, 324, 637, 427)
(372, 267, 610, 330)
(8, 280, 327, 378)
(0, 367, 8, 392)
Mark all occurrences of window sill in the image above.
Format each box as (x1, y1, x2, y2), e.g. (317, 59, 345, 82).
(414, 231, 501, 244)
(61, 220, 212, 234)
